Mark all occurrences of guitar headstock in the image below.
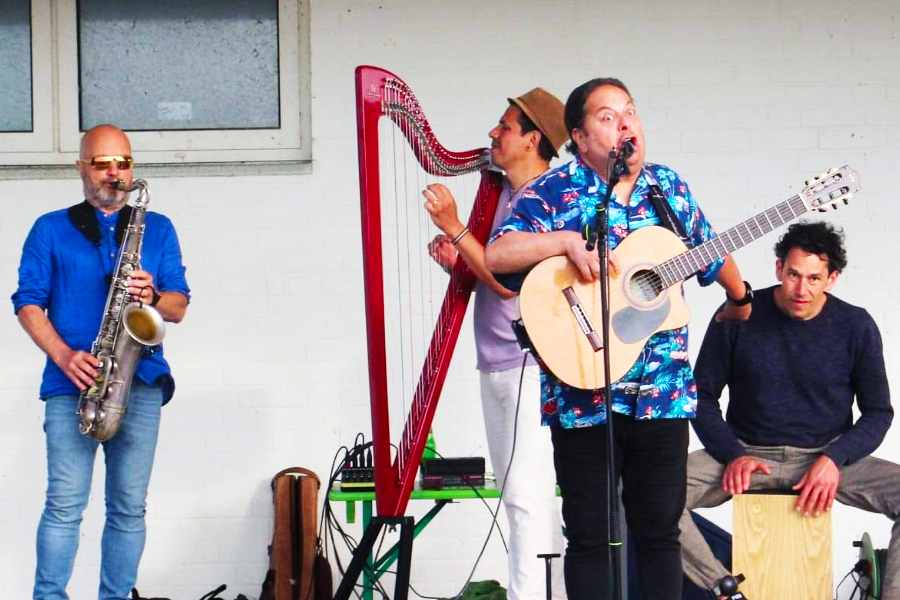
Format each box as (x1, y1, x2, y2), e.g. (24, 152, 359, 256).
(801, 165, 861, 212)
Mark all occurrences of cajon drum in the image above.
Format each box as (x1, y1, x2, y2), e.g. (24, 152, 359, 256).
(733, 492, 832, 600)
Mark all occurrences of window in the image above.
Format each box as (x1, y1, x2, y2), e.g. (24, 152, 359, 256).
(0, 0, 34, 132)
(0, 0, 53, 153)
(0, 0, 310, 168)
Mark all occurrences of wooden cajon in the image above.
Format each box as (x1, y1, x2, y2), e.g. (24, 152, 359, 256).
(733, 492, 832, 600)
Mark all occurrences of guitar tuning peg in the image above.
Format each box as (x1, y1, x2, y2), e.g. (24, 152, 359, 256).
(818, 207, 828, 213)
(843, 198, 850, 205)
(831, 202, 839, 210)
(827, 167, 837, 174)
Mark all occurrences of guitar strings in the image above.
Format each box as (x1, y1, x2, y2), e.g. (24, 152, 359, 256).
(595, 191, 812, 309)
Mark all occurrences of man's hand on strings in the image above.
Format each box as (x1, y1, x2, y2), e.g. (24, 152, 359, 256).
(428, 235, 457, 274)
(563, 232, 621, 281)
(423, 184, 464, 236)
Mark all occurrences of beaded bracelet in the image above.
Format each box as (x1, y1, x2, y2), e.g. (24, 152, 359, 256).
(451, 226, 470, 245)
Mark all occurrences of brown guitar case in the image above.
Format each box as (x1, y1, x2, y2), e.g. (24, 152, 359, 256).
(261, 467, 330, 600)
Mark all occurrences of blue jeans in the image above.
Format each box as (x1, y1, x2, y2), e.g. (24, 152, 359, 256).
(34, 381, 163, 600)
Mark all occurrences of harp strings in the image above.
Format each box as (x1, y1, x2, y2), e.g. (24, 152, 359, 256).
(379, 109, 480, 464)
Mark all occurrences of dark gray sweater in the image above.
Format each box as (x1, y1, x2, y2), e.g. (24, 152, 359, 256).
(693, 286, 892, 467)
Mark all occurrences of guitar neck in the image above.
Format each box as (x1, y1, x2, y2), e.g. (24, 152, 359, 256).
(655, 193, 810, 287)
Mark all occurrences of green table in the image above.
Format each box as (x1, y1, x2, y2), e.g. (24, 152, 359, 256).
(329, 483, 502, 600)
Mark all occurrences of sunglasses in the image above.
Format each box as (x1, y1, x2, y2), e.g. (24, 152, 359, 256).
(86, 155, 134, 170)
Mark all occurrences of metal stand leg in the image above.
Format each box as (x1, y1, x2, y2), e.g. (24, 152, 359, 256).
(334, 516, 416, 600)
(393, 517, 415, 600)
(538, 553, 561, 600)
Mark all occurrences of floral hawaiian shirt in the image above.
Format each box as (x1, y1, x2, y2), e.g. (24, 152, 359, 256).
(490, 157, 724, 428)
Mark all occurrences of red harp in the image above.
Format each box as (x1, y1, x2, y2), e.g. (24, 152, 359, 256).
(356, 65, 503, 519)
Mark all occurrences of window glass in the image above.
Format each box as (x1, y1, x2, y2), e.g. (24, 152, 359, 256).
(0, 0, 34, 132)
(78, 0, 280, 131)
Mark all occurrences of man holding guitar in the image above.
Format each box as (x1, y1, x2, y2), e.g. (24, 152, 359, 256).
(681, 221, 899, 600)
(423, 88, 569, 600)
(484, 78, 752, 600)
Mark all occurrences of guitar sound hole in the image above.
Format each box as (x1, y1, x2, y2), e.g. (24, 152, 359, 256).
(628, 269, 664, 303)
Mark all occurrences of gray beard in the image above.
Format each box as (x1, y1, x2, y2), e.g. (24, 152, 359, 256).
(93, 186, 127, 208)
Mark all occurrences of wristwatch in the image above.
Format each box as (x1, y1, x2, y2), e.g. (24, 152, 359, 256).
(150, 288, 162, 307)
(726, 281, 753, 307)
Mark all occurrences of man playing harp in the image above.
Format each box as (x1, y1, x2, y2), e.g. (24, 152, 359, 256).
(422, 88, 568, 600)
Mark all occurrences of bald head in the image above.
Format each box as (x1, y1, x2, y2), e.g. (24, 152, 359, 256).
(80, 124, 131, 159)
(76, 124, 134, 212)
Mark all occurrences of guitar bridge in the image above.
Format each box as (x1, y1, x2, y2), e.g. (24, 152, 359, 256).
(562, 287, 603, 352)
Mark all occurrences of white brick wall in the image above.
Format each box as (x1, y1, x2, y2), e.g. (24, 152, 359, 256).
(1, 0, 898, 598)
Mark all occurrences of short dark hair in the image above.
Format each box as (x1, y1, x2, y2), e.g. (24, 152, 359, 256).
(564, 78, 631, 157)
(774, 220, 847, 274)
(515, 109, 555, 162)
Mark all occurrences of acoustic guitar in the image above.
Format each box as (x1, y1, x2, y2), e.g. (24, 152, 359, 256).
(519, 166, 860, 390)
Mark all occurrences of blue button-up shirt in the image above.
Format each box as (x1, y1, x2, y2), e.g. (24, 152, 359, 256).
(490, 158, 723, 428)
(12, 204, 190, 402)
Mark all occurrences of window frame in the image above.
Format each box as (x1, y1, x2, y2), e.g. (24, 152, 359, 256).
(0, 0, 311, 168)
(0, 0, 54, 153)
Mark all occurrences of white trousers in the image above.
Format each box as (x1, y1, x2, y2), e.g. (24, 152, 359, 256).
(480, 365, 567, 600)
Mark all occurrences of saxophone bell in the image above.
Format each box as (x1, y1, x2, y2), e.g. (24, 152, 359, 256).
(122, 302, 165, 346)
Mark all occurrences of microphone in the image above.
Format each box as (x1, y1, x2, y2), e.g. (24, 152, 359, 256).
(588, 139, 635, 251)
(617, 139, 635, 160)
(608, 139, 635, 178)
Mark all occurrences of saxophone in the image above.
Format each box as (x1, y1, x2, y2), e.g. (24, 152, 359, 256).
(77, 179, 166, 441)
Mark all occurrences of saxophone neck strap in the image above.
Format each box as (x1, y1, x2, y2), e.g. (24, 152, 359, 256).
(68, 200, 133, 247)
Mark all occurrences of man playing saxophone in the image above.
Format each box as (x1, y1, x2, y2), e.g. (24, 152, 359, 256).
(11, 124, 190, 600)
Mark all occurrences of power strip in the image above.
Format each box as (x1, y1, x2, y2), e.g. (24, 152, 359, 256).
(338, 443, 375, 492)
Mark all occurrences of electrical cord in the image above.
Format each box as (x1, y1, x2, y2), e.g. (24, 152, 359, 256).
(322, 437, 391, 600)
(443, 352, 530, 600)
(428, 446, 508, 553)
(329, 363, 534, 600)
(834, 568, 863, 600)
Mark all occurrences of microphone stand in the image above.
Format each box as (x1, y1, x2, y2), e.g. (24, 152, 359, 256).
(584, 143, 632, 600)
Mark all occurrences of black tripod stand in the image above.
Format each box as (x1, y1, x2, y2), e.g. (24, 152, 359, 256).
(333, 517, 415, 600)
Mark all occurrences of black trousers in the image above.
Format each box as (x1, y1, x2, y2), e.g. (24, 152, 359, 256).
(551, 414, 689, 600)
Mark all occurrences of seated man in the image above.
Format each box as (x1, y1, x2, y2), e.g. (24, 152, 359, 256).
(679, 221, 899, 599)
